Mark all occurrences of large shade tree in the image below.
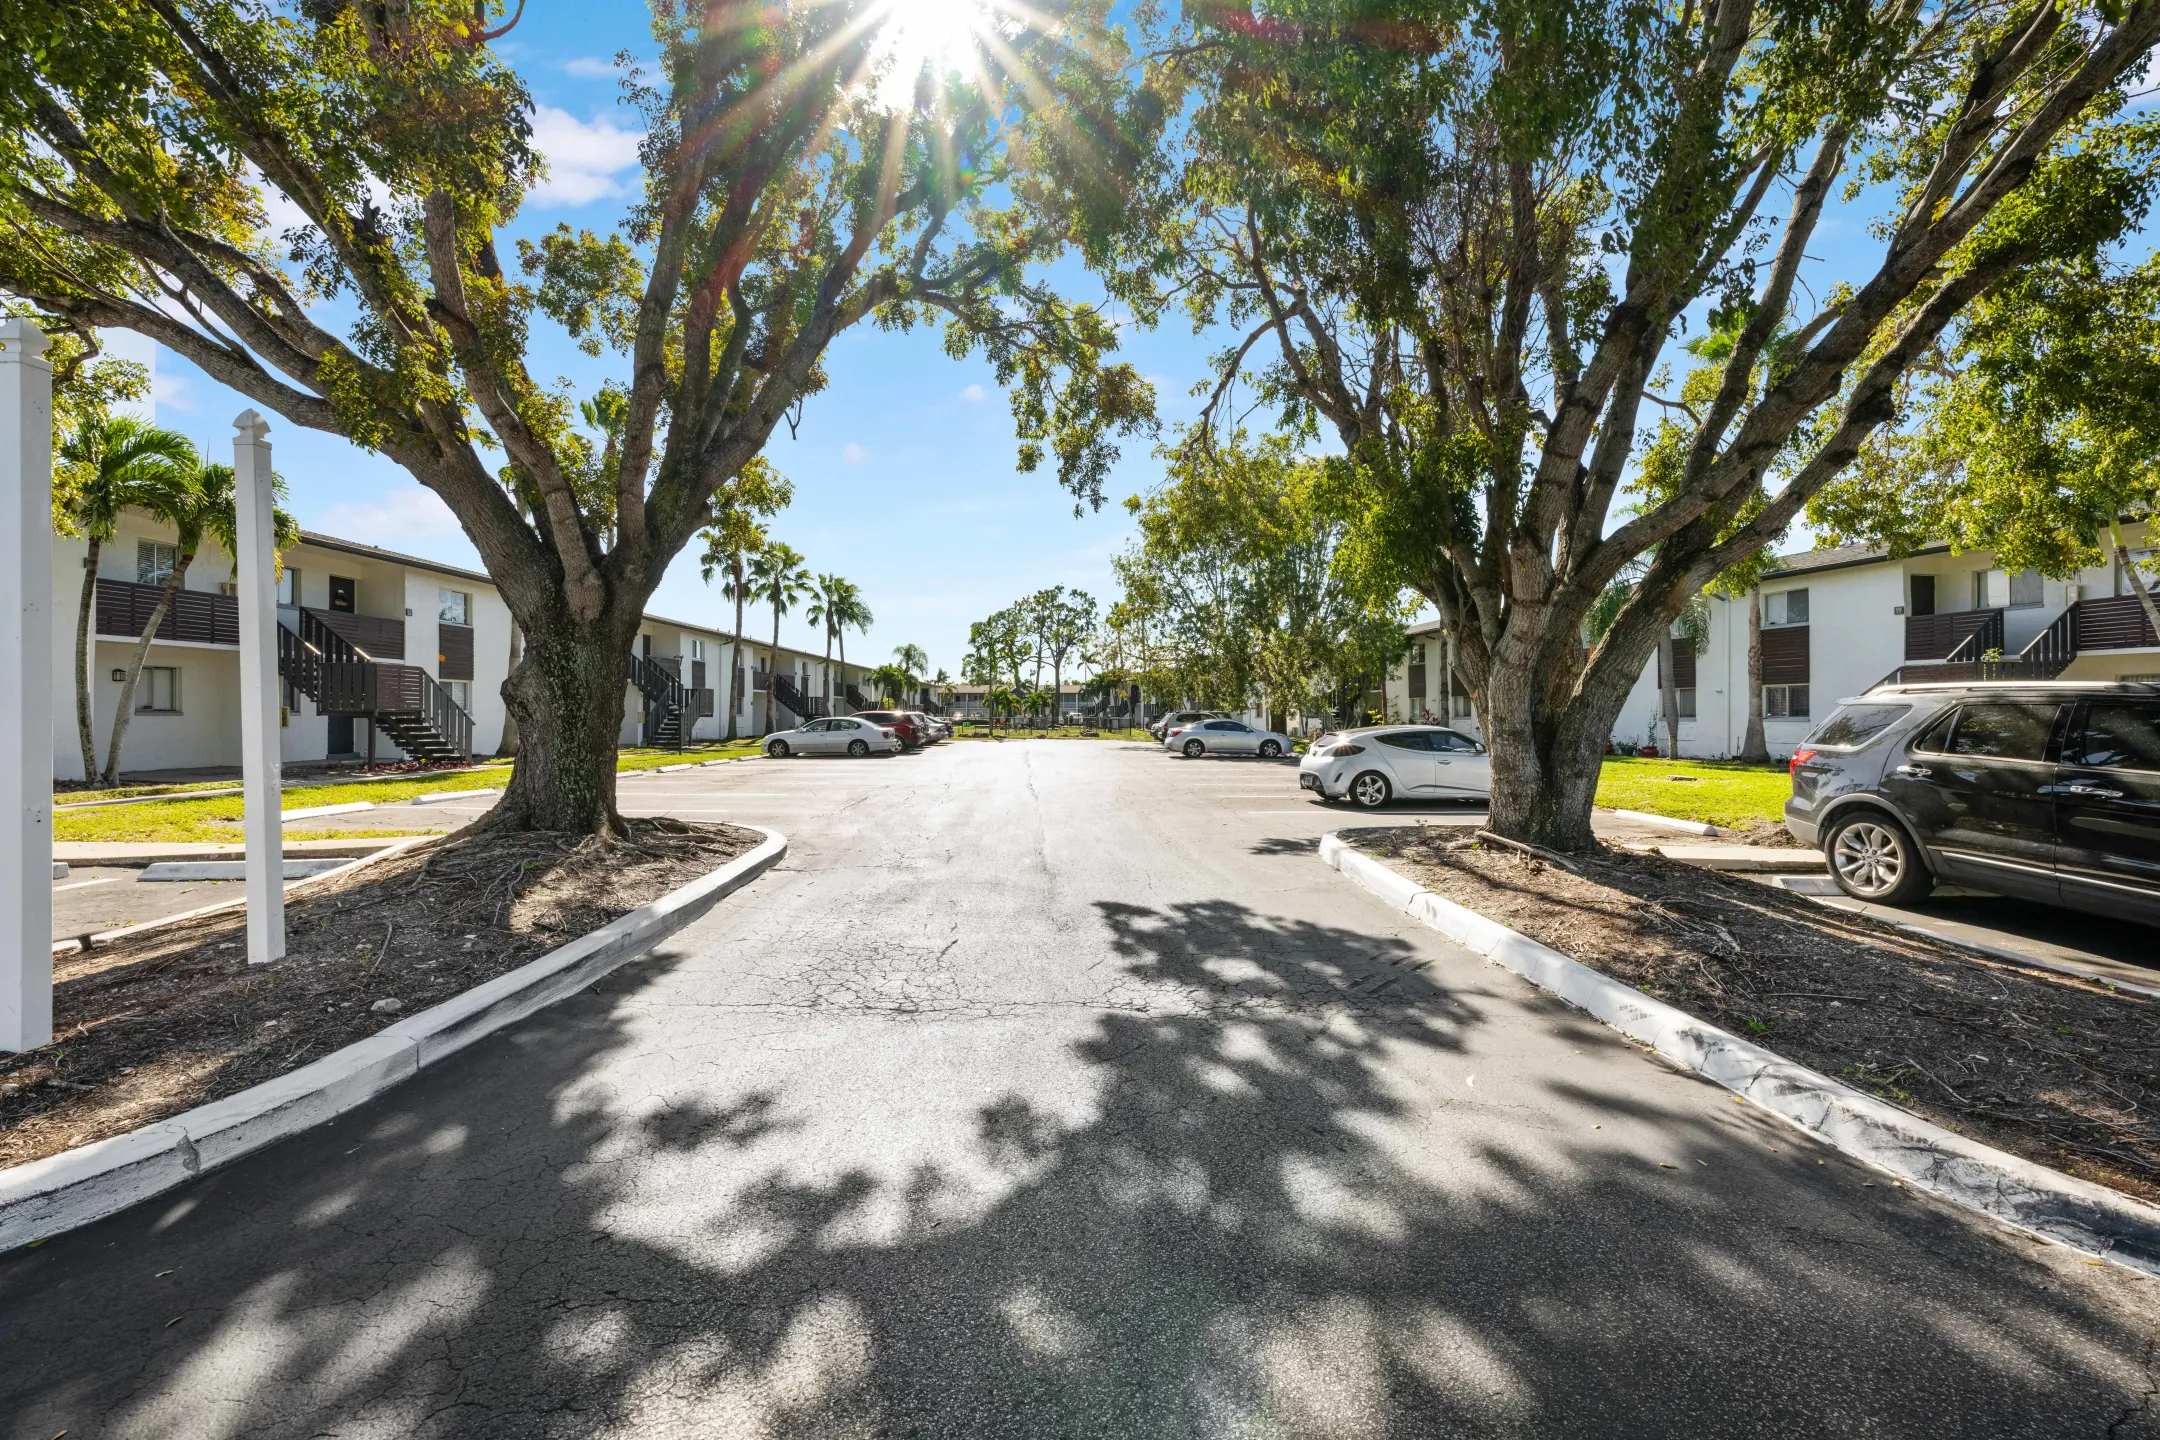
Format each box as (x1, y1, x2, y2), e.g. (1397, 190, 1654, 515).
(1132, 0, 2160, 848)
(0, 0, 1157, 833)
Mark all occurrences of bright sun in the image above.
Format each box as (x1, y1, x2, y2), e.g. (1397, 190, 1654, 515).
(868, 0, 999, 108)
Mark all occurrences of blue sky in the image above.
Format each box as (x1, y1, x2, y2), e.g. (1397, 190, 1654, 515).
(127, 6, 2158, 676)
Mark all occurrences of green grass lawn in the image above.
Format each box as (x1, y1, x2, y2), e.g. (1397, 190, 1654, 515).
(1593, 755, 1792, 829)
(55, 741, 765, 845)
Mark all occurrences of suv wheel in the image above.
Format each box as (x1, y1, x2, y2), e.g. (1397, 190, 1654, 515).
(1825, 811, 1933, 904)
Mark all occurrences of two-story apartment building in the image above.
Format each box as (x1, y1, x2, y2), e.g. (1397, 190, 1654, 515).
(1381, 522, 2159, 758)
(52, 516, 894, 780)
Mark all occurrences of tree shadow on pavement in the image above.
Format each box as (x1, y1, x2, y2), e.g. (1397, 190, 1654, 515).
(4, 900, 2157, 1439)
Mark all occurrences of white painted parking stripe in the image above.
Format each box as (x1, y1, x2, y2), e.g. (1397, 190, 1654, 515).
(53, 876, 122, 892)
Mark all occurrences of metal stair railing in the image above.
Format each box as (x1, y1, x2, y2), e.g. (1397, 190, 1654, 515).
(844, 684, 871, 712)
(772, 673, 825, 722)
(627, 652, 692, 749)
(1982, 603, 2079, 681)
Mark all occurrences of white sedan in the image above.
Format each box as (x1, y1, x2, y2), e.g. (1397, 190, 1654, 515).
(1299, 725, 1490, 807)
(763, 716, 901, 758)
(1165, 717, 1293, 759)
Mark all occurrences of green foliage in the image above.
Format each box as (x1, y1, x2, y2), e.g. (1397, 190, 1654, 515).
(1113, 434, 1415, 714)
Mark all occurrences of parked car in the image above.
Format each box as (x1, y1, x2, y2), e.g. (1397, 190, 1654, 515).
(1299, 725, 1490, 807)
(1149, 709, 1225, 741)
(1164, 717, 1293, 759)
(763, 715, 901, 758)
(851, 709, 926, 750)
(1787, 681, 2160, 923)
(904, 712, 947, 744)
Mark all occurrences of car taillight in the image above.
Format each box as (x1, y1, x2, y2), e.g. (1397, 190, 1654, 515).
(881, 728, 895, 738)
(1789, 748, 1815, 774)
(1328, 743, 1364, 757)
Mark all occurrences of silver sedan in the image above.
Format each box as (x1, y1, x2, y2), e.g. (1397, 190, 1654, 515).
(1165, 717, 1293, 759)
(763, 716, 901, 758)
(1299, 725, 1490, 807)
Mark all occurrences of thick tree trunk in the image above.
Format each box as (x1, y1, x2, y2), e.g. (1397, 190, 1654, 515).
(103, 552, 193, 784)
(823, 626, 834, 714)
(495, 624, 522, 757)
(836, 632, 849, 712)
(487, 619, 635, 834)
(1657, 632, 1681, 760)
(75, 538, 101, 784)
(1478, 638, 1646, 853)
(1739, 588, 1769, 764)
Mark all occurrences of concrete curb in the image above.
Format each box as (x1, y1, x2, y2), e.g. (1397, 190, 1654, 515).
(1317, 831, 2160, 1276)
(3, 828, 786, 1252)
(1604, 807, 1720, 836)
(139, 859, 351, 882)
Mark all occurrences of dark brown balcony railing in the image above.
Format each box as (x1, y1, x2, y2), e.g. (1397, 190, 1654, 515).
(94, 578, 238, 646)
(1904, 608, 2003, 661)
(2075, 592, 2160, 652)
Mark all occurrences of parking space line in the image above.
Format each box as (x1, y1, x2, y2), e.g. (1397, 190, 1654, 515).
(53, 876, 123, 892)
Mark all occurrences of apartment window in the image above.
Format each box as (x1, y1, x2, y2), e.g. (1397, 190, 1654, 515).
(438, 589, 470, 625)
(1764, 588, 1808, 626)
(1764, 684, 1809, 719)
(2008, 567, 2042, 608)
(1676, 688, 1697, 719)
(137, 666, 181, 714)
(443, 679, 472, 712)
(690, 638, 705, 661)
(329, 575, 356, 612)
(137, 540, 178, 585)
(276, 568, 298, 606)
(1974, 568, 2019, 609)
(2119, 550, 2157, 599)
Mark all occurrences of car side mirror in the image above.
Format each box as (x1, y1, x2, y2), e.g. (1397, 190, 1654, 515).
(1473, 742, 1487, 754)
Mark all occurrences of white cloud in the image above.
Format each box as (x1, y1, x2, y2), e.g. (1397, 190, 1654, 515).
(841, 442, 867, 465)
(562, 56, 618, 78)
(151, 371, 194, 414)
(320, 485, 465, 547)
(528, 106, 645, 207)
(958, 383, 987, 404)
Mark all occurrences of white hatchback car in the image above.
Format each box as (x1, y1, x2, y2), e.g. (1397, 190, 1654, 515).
(764, 716, 901, 758)
(1299, 725, 1490, 807)
(1165, 717, 1293, 759)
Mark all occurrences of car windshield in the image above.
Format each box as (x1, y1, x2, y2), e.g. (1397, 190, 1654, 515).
(1804, 703, 1911, 748)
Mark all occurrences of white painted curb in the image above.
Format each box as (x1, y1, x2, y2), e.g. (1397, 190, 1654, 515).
(1318, 831, 2160, 1275)
(281, 800, 374, 823)
(412, 788, 500, 806)
(140, 859, 351, 882)
(1605, 807, 1718, 836)
(1, 828, 787, 1252)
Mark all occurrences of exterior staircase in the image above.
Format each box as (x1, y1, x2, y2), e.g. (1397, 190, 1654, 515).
(278, 609, 473, 762)
(628, 652, 691, 750)
(772, 673, 825, 724)
(844, 683, 872, 712)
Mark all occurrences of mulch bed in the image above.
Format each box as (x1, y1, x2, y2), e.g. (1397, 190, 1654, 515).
(1, 819, 759, 1171)
(1350, 825, 2160, 1206)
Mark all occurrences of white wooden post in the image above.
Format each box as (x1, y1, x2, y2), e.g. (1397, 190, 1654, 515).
(233, 410, 285, 965)
(1, 320, 54, 1052)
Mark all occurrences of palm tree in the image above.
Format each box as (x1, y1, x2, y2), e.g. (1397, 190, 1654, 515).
(747, 542, 810, 734)
(892, 643, 929, 706)
(54, 416, 196, 782)
(805, 573, 850, 713)
(869, 662, 913, 705)
(830, 580, 873, 710)
(699, 515, 767, 741)
(102, 461, 297, 782)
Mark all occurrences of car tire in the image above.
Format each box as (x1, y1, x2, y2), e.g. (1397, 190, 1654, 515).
(1258, 739, 1283, 759)
(1183, 738, 1205, 758)
(1349, 771, 1392, 809)
(847, 739, 869, 757)
(1825, 810, 1934, 905)
(765, 739, 790, 758)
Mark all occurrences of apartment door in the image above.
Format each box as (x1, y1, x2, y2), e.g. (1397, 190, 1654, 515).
(328, 575, 356, 612)
(328, 715, 355, 754)
(1909, 574, 1936, 617)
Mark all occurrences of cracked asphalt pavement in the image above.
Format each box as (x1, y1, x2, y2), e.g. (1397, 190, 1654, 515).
(4, 740, 2157, 1437)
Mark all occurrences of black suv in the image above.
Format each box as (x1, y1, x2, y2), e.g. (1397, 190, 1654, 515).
(1787, 681, 2160, 924)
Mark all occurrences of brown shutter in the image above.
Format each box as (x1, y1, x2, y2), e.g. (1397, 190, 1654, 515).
(437, 622, 474, 680)
(1762, 626, 1810, 685)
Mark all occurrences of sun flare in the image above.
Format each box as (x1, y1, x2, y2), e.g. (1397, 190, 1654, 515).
(866, 0, 1006, 109)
